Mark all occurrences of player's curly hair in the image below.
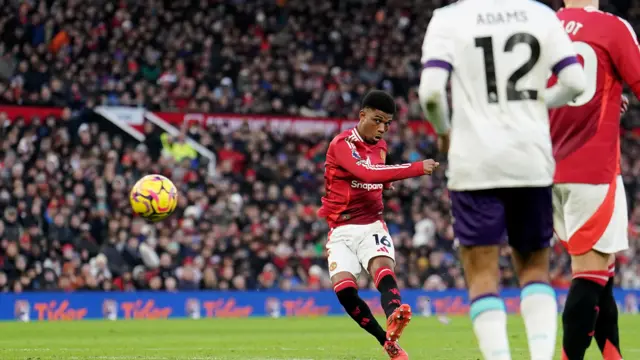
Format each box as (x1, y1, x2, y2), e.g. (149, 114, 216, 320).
(361, 90, 396, 115)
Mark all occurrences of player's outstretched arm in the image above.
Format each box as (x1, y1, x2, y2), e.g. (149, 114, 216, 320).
(610, 17, 640, 99)
(334, 140, 437, 183)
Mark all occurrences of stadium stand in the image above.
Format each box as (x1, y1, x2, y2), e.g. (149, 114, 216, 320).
(0, 0, 638, 293)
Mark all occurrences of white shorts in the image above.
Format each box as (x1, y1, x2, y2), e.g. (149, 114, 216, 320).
(552, 176, 628, 255)
(326, 220, 396, 278)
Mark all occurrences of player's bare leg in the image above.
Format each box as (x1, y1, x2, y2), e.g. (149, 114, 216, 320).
(331, 272, 387, 345)
(460, 245, 512, 360)
(562, 249, 622, 360)
(368, 256, 411, 342)
(511, 248, 557, 360)
(593, 255, 622, 360)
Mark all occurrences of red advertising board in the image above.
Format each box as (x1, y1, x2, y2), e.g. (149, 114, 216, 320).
(0, 106, 63, 123)
(0, 105, 436, 135)
(151, 112, 437, 136)
(2, 106, 638, 137)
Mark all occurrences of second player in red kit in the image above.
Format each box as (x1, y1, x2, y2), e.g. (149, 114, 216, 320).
(548, 1, 640, 359)
(318, 90, 438, 360)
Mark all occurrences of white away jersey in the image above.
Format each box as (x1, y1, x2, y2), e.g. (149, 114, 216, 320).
(422, 0, 577, 190)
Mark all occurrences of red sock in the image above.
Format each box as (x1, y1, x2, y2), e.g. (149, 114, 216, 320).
(572, 270, 610, 287)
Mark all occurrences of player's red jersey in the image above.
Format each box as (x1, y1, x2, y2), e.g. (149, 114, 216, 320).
(549, 7, 640, 184)
(318, 128, 424, 229)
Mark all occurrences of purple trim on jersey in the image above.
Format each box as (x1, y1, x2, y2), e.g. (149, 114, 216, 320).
(423, 59, 453, 72)
(552, 56, 579, 75)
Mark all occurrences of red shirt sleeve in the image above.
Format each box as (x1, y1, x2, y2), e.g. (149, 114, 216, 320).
(610, 17, 640, 98)
(382, 144, 392, 189)
(333, 138, 424, 183)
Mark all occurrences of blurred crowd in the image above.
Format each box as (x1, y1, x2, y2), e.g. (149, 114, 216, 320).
(1, 110, 639, 293)
(0, 0, 637, 124)
(0, 0, 450, 119)
(0, 0, 639, 293)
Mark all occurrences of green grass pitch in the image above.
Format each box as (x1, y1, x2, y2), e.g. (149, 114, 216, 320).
(1, 315, 638, 359)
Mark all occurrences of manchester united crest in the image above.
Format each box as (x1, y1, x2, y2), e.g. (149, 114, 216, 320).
(380, 150, 386, 163)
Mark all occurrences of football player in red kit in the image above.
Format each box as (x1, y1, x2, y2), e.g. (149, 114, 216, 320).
(318, 90, 438, 360)
(548, 1, 640, 359)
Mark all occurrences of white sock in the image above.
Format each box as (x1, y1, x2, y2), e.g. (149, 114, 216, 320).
(470, 296, 512, 360)
(520, 283, 558, 360)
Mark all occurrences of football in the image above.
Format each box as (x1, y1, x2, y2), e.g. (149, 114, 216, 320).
(129, 174, 178, 222)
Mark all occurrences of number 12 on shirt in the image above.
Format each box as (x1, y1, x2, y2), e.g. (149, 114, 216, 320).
(475, 32, 541, 103)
